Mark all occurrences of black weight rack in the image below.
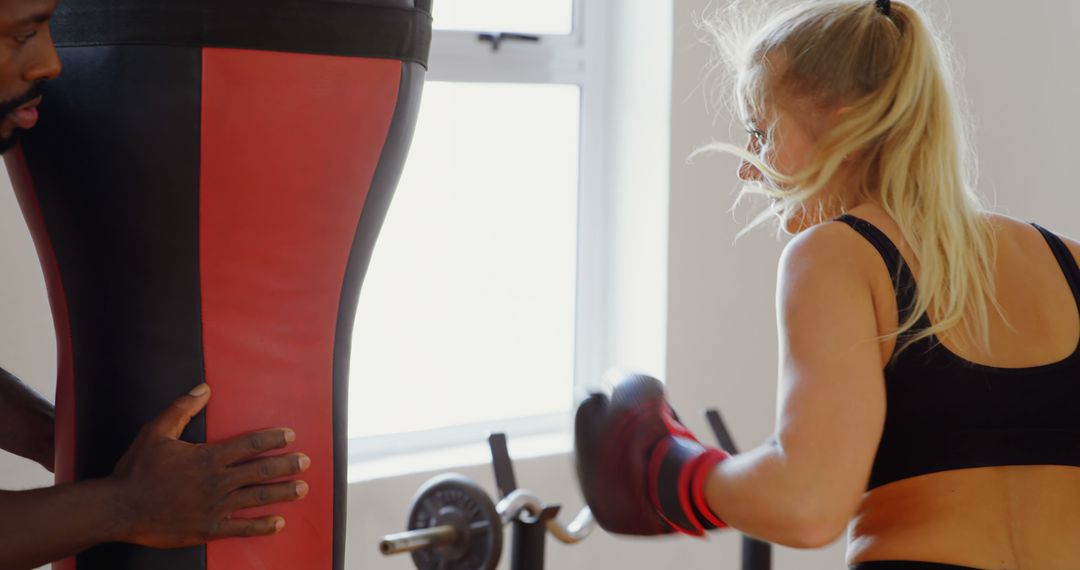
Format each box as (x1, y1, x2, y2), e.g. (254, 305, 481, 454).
(485, 406, 772, 570)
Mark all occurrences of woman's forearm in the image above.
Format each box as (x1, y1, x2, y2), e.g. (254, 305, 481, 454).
(0, 367, 55, 470)
(703, 438, 844, 548)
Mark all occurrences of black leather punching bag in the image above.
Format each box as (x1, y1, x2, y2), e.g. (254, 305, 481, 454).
(5, 1, 431, 568)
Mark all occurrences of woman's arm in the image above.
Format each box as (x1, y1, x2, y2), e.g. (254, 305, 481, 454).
(0, 366, 55, 471)
(703, 222, 887, 548)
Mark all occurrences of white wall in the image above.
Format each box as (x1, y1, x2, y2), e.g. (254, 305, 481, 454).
(2, 1, 1079, 569)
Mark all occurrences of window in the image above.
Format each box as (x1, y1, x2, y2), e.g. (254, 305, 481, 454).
(433, 0, 574, 35)
(348, 0, 611, 462)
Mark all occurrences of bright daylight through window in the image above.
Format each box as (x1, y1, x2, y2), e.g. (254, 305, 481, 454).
(348, 0, 596, 459)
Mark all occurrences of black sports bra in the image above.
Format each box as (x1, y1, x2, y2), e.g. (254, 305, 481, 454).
(835, 215, 1080, 491)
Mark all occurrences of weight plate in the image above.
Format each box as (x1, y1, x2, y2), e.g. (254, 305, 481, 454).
(407, 473, 503, 570)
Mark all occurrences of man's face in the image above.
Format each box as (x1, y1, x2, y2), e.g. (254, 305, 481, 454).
(0, 0, 60, 154)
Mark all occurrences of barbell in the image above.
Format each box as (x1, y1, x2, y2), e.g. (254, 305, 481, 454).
(379, 473, 595, 570)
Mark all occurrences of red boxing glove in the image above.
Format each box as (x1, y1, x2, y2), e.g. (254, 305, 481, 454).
(574, 374, 730, 537)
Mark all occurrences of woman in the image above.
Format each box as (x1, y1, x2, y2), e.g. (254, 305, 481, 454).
(575, 1, 1080, 569)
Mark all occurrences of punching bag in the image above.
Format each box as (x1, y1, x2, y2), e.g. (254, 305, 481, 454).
(5, 1, 431, 568)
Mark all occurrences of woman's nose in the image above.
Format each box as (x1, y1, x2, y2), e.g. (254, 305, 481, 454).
(738, 159, 761, 182)
(738, 137, 763, 182)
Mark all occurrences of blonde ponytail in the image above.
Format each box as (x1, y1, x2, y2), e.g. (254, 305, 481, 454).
(696, 0, 1006, 359)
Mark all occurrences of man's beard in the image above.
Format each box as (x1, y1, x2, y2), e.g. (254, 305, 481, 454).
(0, 81, 48, 154)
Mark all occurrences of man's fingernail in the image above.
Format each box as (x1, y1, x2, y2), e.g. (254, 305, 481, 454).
(188, 383, 210, 397)
(275, 518, 286, 531)
(283, 429, 296, 443)
(298, 455, 311, 470)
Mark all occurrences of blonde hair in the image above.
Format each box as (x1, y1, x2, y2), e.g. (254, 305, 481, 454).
(695, 0, 1006, 359)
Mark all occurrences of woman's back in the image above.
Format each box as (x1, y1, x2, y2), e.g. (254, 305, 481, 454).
(846, 203, 1080, 569)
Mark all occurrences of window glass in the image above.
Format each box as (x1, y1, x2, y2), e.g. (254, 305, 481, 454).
(349, 82, 581, 438)
(432, 0, 574, 35)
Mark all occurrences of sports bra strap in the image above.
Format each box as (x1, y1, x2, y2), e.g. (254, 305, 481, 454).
(1032, 224, 1080, 308)
(834, 214, 921, 326)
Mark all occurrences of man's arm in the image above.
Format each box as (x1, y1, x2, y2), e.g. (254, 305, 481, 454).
(0, 385, 312, 570)
(0, 477, 128, 569)
(0, 367, 54, 471)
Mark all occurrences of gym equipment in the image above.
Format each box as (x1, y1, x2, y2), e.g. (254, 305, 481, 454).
(380, 408, 773, 569)
(380, 433, 596, 570)
(7, 1, 431, 568)
(399, 473, 504, 570)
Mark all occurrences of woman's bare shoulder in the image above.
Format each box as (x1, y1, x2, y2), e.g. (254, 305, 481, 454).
(987, 212, 1080, 265)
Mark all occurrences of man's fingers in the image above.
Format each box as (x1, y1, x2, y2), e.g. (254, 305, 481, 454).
(209, 516, 286, 540)
(211, 428, 296, 466)
(222, 480, 309, 512)
(145, 384, 212, 440)
(222, 453, 310, 488)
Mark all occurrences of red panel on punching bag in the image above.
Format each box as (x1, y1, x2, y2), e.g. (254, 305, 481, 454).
(199, 49, 401, 568)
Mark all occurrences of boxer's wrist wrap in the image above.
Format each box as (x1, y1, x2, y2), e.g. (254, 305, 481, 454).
(647, 434, 730, 536)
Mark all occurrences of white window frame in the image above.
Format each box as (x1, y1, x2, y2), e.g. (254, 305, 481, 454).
(348, 0, 613, 468)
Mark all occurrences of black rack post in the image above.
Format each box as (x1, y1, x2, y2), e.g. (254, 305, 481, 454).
(488, 433, 553, 570)
(510, 504, 558, 570)
(704, 410, 773, 570)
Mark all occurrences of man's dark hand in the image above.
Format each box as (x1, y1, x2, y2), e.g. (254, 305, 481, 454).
(109, 384, 310, 548)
